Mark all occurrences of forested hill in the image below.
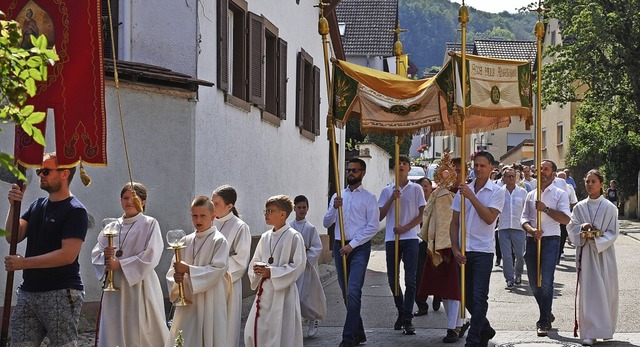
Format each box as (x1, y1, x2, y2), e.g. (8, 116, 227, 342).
(400, 0, 538, 76)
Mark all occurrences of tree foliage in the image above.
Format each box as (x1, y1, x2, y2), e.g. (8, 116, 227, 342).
(0, 11, 58, 181)
(543, 0, 640, 199)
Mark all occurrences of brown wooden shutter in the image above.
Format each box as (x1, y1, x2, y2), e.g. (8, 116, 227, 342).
(248, 12, 264, 108)
(216, 0, 229, 92)
(314, 65, 321, 135)
(278, 39, 287, 120)
(296, 52, 305, 127)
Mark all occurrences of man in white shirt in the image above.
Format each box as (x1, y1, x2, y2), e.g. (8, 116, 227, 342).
(323, 158, 379, 347)
(378, 155, 427, 335)
(521, 160, 571, 337)
(450, 151, 505, 347)
(497, 167, 528, 288)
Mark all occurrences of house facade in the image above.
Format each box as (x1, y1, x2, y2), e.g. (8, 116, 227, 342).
(1, 0, 341, 304)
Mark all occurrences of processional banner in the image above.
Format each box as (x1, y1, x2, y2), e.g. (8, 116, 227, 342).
(3, 0, 106, 167)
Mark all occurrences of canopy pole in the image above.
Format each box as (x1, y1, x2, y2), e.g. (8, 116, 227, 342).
(458, 2, 469, 320)
(315, 1, 349, 300)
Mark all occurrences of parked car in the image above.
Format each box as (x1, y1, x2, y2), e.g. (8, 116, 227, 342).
(408, 166, 427, 182)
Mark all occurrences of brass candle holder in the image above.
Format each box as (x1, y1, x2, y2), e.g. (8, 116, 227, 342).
(167, 229, 191, 306)
(580, 229, 604, 239)
(101, 218, 120, 292)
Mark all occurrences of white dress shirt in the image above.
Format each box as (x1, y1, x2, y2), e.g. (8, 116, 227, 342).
(521, 183, 571, 237)
(498, 185, 528, 231)
(323, 185, 380, 249)
(378, 182, 427, 242)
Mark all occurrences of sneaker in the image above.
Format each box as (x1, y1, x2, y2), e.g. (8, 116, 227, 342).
(442, 329, 459, 343)
(479, 326, 496, 346)
(495, 259, 501, 266)
(414, 307, 429, 316)
(308, 319, 319, 337)
(402, 320, 415, 335)
(458, 321, 470, 338)
(506, 281, 515, 289)
(536, 325, 548, 337)
(394, 311, 404, 330)
(514, 275, 522, 285)
(560, 253, 565, 259)
(582, 338, 595, 346)
(433, 297, 441, 311)
(353, 333, 367, 346)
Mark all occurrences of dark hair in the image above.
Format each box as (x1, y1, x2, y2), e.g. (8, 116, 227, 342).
(121, 182, 147, 211)
(416, 177, 432, 186)
(473, 151, 495, 166)
(399, 155, 411, 165)
(348, 158, 366, 171)
(511, 163, 523, 171)
(192, 195, 214, 212)
(541, 159, 558, 172)
(44, 152, 76, 184)
(212, 185, 239, 217)
(451, 157, 462, 165)
(294, 195, 309, 207)
(585, 169, 605, 183)
(266, 195, 294, 217)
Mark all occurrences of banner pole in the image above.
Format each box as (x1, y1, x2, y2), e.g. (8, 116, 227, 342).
(315, 2, 349, 300)
(458, 3, 469, 320)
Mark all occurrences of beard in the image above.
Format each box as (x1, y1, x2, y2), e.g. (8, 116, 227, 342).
(40, 180, 61, 193)
(347, 175, 362, 186)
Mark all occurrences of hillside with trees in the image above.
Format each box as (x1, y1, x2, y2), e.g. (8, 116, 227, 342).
(399, 0, 538, 76)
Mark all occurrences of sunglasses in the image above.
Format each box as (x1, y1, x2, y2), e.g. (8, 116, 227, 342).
(36, 168, 64, 176)
(345, 168, 364, 173)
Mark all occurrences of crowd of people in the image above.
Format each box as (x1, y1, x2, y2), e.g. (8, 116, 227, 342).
(3, 151, 620, 347)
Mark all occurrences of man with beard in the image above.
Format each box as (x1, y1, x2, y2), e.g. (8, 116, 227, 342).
(323, 158, 379, 347)
(4, 152, 89, 346)
(521, 160, 570, 337)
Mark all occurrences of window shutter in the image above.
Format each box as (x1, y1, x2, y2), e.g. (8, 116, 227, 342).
(314, 66, 321, 135)
(296, 52, 305, 127)
(278, 39, 287, 120)
(216, 0, 229, 92)
(248, 12, 264, 108)
(102, 0, 118, 60)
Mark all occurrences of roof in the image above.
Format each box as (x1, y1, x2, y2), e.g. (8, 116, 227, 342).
(500, 139, 534, 161)
(474, 40, 537, 63)
(104, 59, 214, 92)
(335, 0, 396, 56)
(442, 42, 475, 65)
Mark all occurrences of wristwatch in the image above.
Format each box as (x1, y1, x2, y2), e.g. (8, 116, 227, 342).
(543, 207, 550, 213)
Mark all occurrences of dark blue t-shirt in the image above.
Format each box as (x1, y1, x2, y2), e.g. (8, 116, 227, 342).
(20, 196, 88, 292)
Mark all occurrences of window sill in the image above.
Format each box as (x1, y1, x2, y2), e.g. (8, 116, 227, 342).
(261, 111, 281, 127)
(224, 93, 251, 112)
(557, 142, 564, 146)
(299, 128, 316, 141)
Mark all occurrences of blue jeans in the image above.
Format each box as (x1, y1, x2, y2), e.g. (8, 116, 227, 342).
(334, 240, 371, 343)
(464, 252, 493, 345)
(524, 236, 560, 327)
(498, 229, 526, 282)
(385, 239, 419, 320)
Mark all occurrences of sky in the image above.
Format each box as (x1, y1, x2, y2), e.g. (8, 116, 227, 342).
(450, 0, 537, 14)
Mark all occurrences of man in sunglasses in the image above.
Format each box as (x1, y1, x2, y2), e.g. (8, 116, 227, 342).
(323, 158, 379, 347)
(5, 152, 88, 346)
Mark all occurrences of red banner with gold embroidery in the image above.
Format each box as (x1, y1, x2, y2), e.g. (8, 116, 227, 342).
(4, 0, 106, 167)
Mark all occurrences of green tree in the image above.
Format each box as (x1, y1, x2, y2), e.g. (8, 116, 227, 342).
(0, 11, 58, 180)
(543, 0, 640, 199)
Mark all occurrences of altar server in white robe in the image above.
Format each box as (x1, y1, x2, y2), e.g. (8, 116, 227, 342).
(291, 195, 327, 337)
(567, 169, 619, 346)
(245, 195, 306, 347)
(212, 185, 251, 346)
(165, 196, 231, 347)
(92, 182, 168, 347)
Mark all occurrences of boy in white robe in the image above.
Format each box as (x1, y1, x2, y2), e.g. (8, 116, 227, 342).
(291, 195, 327, 338)
(212, 185, 251, 347)
(92, 183, 168, 347)
(567, 169, 619, 346)
(165, 196, 231, 347)
(245, 195, 306, 347)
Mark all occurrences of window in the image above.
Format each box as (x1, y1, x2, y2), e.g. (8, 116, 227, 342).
(217, 0, 247, 107)
(551, 30, 556, 46)
(557, 122, 563, 145)
(542, 128, 547, 150)
(102, 0, 119, 59)
(296, 49, 320, 139)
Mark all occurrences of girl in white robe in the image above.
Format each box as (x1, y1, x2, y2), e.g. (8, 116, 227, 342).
(212, 185, 251, 347)
(567, 169, 619, 346)
(165, 228, 231, 346)
(91, 182, 169, 347)
(245, 196, 306, 347)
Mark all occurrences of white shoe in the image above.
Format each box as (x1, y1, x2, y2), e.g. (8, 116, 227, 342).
(582, 338, 595, 345)
(308, 319, 319, 337)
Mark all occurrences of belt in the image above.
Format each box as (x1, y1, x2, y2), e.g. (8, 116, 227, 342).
(527, 235, 561, 240)
(334, 239, 352, 244)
